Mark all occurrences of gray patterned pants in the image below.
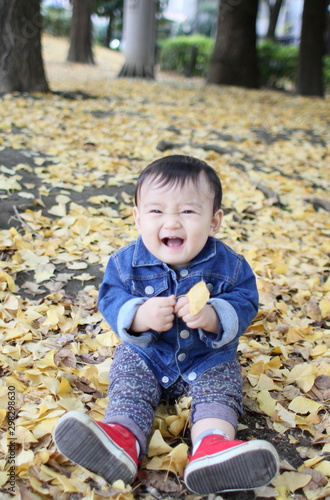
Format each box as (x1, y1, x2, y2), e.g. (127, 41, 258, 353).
(104, 344, 243, 456)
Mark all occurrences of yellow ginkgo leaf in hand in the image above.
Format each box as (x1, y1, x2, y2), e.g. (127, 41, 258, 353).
(186, 281, 210, 315)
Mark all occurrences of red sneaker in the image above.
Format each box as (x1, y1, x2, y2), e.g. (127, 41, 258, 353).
(54, 411, 138, 485)
(184, 435, 279, 494)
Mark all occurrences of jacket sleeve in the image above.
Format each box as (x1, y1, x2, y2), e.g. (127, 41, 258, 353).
(98, 254, 159, 347)
(198, 257, 259, 349)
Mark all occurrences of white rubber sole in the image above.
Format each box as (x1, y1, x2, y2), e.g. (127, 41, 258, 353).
(53, 411, 137, 485)
(184, 439, 279, 494)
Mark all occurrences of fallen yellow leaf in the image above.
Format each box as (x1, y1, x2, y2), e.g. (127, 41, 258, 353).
(148, 429, 173, 457)
(272, 471, 312, 492)
(185, 281, 210, 315)
(315, 460, 330, 476)
(257, 390, 276, 417)
(286, 364, 315, 393)
(288, 396, 323, 415)
(319, 298, 330, 319)
(147, 443, 189, 476)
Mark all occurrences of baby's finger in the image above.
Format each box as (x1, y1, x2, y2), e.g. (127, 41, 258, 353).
(161, 306, 175, 318)
(185, 317, 200, 329)
(174, 296, 189, 313)
(160, 318, 174, 332)
(161, 295, 176, 307)
(176, 303, 191, 318)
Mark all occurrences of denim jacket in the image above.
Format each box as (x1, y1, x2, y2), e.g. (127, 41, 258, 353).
(98, 236, 258, 387)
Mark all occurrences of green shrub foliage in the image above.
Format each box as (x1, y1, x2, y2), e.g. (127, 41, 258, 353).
(42, 6, 71, 38)
(257, 39, 298, 89)
(159, 35, 330, 90)
(159, 35, 214, 76)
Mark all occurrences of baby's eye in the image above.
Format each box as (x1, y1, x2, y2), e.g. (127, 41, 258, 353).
(150, 209, 162, 214)
(182, 210, 194, 214)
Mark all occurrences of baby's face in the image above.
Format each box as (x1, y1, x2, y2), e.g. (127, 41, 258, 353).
(133, 173, 222, 269)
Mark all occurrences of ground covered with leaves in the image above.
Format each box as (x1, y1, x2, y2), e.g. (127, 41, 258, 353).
(0, 36, 329, 500)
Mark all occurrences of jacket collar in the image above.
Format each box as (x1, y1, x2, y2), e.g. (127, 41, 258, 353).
(132, 237, 162, 267)
(132, 236, 217, 268)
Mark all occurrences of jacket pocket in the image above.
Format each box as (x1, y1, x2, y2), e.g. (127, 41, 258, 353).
(188, 274, 226, 297)
(130, 276, 169, 298)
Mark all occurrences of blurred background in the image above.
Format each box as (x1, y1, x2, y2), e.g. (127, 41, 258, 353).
(39, 0, 330, 94)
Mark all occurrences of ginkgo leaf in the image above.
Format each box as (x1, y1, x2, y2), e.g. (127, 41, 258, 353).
(0, 270, 16, 292)
(257, 390, 276, 417)
(272, 471, 312, 492)
(148, 429, 173, 457)
(274, 403, 296, 429)
(286, 364, 316, 393)
(0, 472, 9, 487)
(34, 264, 56, 283)
(1, 293, 18, 311)
(319, 298, 330, 319)
(16, 449, 35, 466)
(73, 273, 95, 281)
(166, 414, 187, 436)
(185, 281, 210, 315)
(48, 204, 67, 217)
(67, 262, 88, 270)
(288, 396, 323, 415)
(147, 443, 189, 476)
(315, 461, 330, 476)
(89, 195, 118, 204)
(0, 409, 6, 426)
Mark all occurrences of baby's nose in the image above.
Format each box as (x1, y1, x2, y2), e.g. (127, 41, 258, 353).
(164, 213, 181, 228)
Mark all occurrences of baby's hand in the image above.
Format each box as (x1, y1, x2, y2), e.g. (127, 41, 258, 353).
(131, 295, 176, 333)
(174, 297, 219, 333)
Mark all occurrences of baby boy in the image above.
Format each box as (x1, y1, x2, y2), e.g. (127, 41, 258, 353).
(54, 155, 279, 494)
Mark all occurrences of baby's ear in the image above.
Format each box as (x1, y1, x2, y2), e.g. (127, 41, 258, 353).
(133, 206, 141, 233)
(210, 209, 223, 235)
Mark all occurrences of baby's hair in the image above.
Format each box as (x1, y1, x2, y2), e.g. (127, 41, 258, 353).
(135, 155, 222, 213)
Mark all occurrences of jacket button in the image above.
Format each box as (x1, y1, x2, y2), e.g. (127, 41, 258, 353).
(179, 269, 188, 277)
(180, 330, 190, 339)
(207, 283, 214, 292)
(144, 286, 154, 295)
(188, 372, 197, 381)
(162, 376, 169, 384)
(178, 353, 186, 362)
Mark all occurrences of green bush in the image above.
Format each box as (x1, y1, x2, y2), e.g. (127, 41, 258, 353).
(159, 35, 214, 77)
(323, 56, 330, 91)
(42, 6, 71, 38)
(257, 39, 298, 89)
(257, 39, 330, 91)
(160, 35, 330, 91)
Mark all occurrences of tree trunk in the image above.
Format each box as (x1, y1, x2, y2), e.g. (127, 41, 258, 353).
(0, 0, 49, 93)
(105, 17, 112, 47)
(207, 0, 259, 88)
(296, 0, 326, 97)
(67, 0, 95, 64)
(326, 6, 330, 56)
(119, 0, 156, 78)
(266, 0, 283, 39)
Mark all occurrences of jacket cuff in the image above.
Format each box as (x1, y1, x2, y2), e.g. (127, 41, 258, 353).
(198, 298, 239, 348)
(117, 298, 158, 347)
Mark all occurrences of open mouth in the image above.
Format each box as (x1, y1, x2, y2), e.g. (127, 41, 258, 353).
(162, 237, 184, 248)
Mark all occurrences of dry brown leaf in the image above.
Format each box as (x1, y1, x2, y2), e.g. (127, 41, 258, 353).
(141, 471, 184, 496)
(315, 375, 330, 390)
(54, 348, 77, 368)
